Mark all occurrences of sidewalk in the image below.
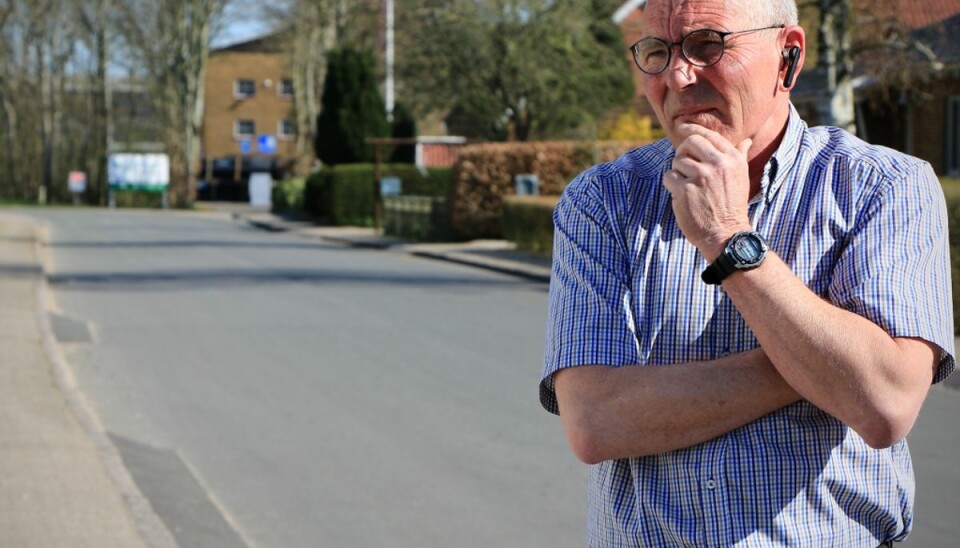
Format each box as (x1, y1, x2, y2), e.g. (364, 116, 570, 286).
(0, 213, 176, 548)
(240, 210, 553, 283)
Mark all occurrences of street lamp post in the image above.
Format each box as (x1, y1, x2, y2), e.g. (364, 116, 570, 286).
(385, 0, 395, 122)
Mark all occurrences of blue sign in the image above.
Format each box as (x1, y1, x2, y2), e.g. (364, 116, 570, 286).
(239, 139, 251, 155)
(257, 134, 277, 155)
(381, 176, 402, 197)
(515, 174, 539, 196)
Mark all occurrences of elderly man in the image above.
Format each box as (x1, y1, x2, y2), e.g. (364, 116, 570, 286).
(540, 0, 955, 546)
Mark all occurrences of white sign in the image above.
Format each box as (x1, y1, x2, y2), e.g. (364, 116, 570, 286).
(249, 172, 273, 208)
(108, 154, 170, 193)
(68, 171, 87, 194)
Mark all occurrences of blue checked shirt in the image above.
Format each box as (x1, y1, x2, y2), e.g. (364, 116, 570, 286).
(541, 106, 956, 547)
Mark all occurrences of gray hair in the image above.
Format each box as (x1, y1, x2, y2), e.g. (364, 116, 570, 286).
(748, 0, 799, 26)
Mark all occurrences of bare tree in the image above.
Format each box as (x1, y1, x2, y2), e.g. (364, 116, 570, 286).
(76, 0, 112, 205)
(0, 0, 79, 202)
(805, 0, 945, 133)
(254, 0, 372, 175)
(287, 0, 345, 175)
(115, 0, 226, 207)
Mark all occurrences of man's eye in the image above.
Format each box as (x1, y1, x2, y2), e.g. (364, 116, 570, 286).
(643, 49, 667, 62)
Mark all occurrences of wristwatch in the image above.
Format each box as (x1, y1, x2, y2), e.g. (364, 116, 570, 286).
(701, 231, 768, 285)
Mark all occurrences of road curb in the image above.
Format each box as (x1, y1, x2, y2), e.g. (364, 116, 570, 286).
(26, 216, 181, 548)
(409, 249, 551, 283)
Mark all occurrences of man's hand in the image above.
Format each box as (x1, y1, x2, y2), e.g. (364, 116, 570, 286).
(662, 124, 754, 260)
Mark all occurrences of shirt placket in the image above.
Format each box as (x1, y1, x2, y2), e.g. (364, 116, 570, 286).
(697, 437, 731, 547)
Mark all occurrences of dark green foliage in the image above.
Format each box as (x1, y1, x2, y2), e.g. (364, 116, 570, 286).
(501, 196, 560, 256)
(389, 103, 417, 164)
(304, 164, 453, 226)
(398, 1, 633, 141)
(316, 47, 390, 165)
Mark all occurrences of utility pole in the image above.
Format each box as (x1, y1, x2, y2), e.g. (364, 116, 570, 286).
(384, 0, 394, 122)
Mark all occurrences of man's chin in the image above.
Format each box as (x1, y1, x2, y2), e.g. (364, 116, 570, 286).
(670, 117, 733, 143)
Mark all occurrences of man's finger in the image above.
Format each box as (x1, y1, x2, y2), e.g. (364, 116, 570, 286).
(736, 138, 753, 160)
(671, 157, 701, 179)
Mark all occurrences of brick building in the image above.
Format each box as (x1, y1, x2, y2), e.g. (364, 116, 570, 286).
(200, 33, 297, 199)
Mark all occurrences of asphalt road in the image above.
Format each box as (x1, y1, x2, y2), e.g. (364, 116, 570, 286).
(26, 208, 585, 548)
(21, 208, 960, 547)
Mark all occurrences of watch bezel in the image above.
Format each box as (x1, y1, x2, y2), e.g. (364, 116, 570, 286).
(726, 231, 768, 269)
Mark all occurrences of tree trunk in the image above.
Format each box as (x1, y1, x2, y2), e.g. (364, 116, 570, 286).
(93, 0, 111, 205)
(817, 0, 856, 134)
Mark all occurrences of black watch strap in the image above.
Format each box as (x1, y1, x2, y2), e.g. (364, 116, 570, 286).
(701, 252, 737, 285)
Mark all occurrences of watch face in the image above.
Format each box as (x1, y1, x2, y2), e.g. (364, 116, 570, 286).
(731, 234, 765, 265)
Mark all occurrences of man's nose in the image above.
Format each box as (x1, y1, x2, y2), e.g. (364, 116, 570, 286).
(664, 49, 697, 89)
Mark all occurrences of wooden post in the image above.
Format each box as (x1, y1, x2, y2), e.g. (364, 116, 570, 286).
(365, 137, 418, 233)
(373, 143, 383, 232)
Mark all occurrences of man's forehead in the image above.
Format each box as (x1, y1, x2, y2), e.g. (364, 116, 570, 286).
(643, 0, 745, 34)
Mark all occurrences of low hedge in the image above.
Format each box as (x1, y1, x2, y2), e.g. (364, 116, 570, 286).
(304, 164, 452, 226)
(502, 195, 560, 256)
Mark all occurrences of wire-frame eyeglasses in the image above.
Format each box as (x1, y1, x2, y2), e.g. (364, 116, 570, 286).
(630, 25, 785, 75)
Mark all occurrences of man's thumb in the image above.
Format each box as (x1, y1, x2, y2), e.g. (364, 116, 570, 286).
(736, 138, 753, 158)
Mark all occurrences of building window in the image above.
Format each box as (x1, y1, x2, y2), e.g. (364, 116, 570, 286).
(279, 78, 294, 98)
(278, 119, 297, 139)
(234, 119, 255, 138)
(948, 96, 960, 176)
(234, 79, 255, 99)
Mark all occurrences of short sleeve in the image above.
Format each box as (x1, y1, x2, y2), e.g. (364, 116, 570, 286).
(829, 162, 956, 384)
(540, 173, 641, 415)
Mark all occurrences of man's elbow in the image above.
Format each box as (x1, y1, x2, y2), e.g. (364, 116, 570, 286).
(562, 422, 612, 465)
(856, 405, 921, 450)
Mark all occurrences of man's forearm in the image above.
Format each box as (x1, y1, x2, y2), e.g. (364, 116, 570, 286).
(724, 253, 939, 448)
(553, 348, 801, 464)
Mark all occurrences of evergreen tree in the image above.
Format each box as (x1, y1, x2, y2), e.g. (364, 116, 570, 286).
(316, 47, 389, 165)
(389, 103, 417, 164)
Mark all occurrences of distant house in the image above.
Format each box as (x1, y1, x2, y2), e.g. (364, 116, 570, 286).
(614, 0, 960, 175)
(200, 33, 297, 199)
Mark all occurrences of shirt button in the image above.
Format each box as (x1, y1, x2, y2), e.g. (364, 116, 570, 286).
(706, 479, 717, 490)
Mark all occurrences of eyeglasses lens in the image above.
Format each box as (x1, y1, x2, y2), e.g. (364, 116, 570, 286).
(634, 29, 725, 74)
(683, 30, 724, 67)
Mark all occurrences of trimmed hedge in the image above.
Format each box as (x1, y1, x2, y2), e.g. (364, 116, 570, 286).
(304, 164, 452, 226)
(502, 195, 560, 256)
(449, 140, 645, 240)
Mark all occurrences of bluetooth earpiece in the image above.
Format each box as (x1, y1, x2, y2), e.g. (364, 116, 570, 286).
(782, 46, 801, 88)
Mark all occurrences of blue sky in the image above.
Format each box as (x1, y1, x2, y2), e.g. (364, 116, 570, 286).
(212, 1, 277, 48)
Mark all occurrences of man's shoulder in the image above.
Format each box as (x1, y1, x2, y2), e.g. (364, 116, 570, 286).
(804, 125, 929, 180)
(564, 139, 672, 198)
